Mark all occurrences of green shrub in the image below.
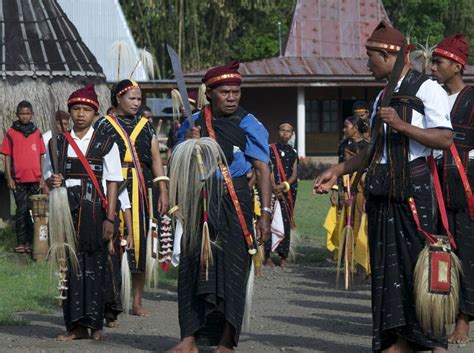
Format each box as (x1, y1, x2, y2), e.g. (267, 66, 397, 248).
(297, 159, 332, 180)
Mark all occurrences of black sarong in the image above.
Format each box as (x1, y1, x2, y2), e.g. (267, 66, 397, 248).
(63, 186, 108, 331)
(443, 161, 474, 319)
(178, 176, 252, 347)
(64, 247, 108, 331)
(366, 158, 447, 352)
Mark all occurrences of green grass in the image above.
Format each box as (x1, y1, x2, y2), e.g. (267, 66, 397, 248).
(294, 180, 331, 240)
(0, 254, 56, 325)
(289, 180, 332, 263)
(0, 225, 16, 253)
(158, 265, 178, 286)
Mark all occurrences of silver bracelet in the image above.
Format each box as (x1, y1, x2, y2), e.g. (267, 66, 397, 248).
(261, 206, 273, 216)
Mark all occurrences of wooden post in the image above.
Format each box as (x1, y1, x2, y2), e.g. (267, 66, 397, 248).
(297, 87, 306, 159)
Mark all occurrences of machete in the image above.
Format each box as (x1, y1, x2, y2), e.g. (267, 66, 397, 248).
(350, 41, 408, 194)
(166, 44, 194, 127)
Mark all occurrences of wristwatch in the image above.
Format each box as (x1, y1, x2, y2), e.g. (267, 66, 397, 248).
(261, 206, 273, 216)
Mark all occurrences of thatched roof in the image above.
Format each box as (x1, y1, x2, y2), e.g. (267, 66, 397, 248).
(0, 0, 110, 136)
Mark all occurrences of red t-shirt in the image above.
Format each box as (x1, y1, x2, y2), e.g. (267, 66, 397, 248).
(1, 128, 46, 183)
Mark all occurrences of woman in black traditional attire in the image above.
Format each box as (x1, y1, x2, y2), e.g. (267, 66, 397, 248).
(96, 79, 169, 316)
(315, 22, 453, 353)
(169, 61, 272, 353)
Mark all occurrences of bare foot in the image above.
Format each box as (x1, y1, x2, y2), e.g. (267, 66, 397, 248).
(280, 258, 289, 268)
(131, 305, 150, 317)
(167, 336, 199, 353)
(105, 319, 119, 328)
(448, 313, 470, 345)
(91, 329, 107, 341)
(264, 258, 274, 267)
(56, 326, 89, 341)
(382, 337, 414, 353)
(432, 348, 448, 353)
(213, 345, 234, 352)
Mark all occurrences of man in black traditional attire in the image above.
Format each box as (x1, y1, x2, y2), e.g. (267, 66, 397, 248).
(45, 84, 122, 340)
(315, 21, 453, 353)
(431, 34, 474, 346)
(169, 61, 272, 353)
(265, 122, 298, 268)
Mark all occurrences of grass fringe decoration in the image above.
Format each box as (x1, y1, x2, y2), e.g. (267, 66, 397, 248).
(168, 138, 226, 257)
(47, 187, 79, 274)
(121, 249, 131, 315)
(242, 260, 255, 332)
(414, 245, 462, 338)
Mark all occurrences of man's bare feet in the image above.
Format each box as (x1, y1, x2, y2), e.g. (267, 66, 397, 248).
(448, 313, 470, 345)
(105, 319, 119, 328)
(264, 258, 274, 267)
(56, 326, 89, 341)
(131, 305, 150, 317)
(213, 345, 234, 352)
(167, 336, 199, 353)
(382, 337, 414, 353)
(91, 329, 107, 341)
(280, 258, 289, 268)
(432, 348, 448, 353)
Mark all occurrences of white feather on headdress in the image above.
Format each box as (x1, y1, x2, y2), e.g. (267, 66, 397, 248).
(109, 40, 133, 82)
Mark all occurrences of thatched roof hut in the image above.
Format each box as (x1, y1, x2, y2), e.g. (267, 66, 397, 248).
(0, 0, 112, 221)
(0, 0, 111, 135)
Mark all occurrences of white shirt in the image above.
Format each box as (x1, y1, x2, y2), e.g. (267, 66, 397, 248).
(42, 130, 52, 148)
(43, 126, 123, 187)
(370, 76, 452, 163)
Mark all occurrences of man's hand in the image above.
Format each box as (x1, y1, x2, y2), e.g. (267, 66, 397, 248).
(313, 168, 338, 194)
(49, 174, 64, 188)
(39, 177, 45, 190)
(102, 219, 114, 242)
(256, 212, 271, 244)
(186, 126, 201, 139)
(378, 107, 406, 131)
(273, 184, 285, 193)
(330, 190, 337, 206)
(7, 178, 16, 191)
(126, 235, 134, 250)
(157, 192, 169, 215)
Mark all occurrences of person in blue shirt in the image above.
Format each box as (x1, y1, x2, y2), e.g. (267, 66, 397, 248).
(170, 61, 272, 353)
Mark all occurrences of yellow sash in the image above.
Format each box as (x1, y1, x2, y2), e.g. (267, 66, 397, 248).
(105, 115, 148, 265)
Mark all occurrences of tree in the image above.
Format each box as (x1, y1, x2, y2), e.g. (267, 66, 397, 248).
(383, 0, 474, 64)
(120, 0, 295, 78)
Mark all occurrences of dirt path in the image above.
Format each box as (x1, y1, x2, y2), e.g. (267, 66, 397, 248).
(1, 258, 473, 352)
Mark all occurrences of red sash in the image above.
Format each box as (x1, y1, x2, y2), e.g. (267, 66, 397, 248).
(203, 106, 256, 255)
(63, 132, 108, 209)
(449, 144, 474, 220)
(408, 156, 455, 248)
(409, 156, 456, 294)
(270, 143, 295, 228)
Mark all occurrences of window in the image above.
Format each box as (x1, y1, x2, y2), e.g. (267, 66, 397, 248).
(305, 99, 339, 133)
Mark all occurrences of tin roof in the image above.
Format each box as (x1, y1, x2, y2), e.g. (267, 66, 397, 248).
(57, 0, 148, 82)
(181, 56, 376, 87)
(0, 0, 105, 79)
(284, 0, 390, 58)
